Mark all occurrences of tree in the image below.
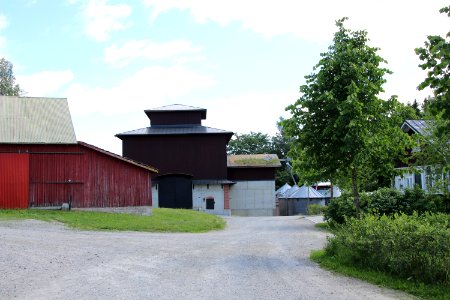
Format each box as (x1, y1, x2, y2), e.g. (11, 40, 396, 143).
(226, 131, 295, 188)
(415, 6, 450, 134)
(227, 132, 272, 155)
(408, 99, 422, 118)
(283, 18, 410, 216)
(0, 58, 22, 96)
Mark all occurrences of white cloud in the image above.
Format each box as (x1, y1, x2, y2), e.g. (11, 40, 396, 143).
(0, 14, 7, 30)
(104, 39, 202, 67)
(65, 65, 215, 153)
(0, 14, 7, 50)
(143, 0, 448, 103)
(16, 70, 75, 97)
(65, 65, 215, 115)
(203, 90, 298, 136)
(83, 0, 132, 41)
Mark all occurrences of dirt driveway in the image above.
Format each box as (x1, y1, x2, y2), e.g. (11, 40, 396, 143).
(0, 216, 412, 300)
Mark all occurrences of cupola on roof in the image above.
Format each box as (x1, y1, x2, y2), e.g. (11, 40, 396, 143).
(144, 104, 207, 126)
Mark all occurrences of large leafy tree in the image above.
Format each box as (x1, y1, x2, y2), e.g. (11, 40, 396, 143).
(227, 132, 273, 155)
(0, 57, 22, 96)
(283, 18, 410, 215)
(415, 6, 450, 134)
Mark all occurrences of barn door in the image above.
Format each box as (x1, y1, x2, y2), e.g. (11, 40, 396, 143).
(158, 174, 193, 209)
(0, 153, 29, 209)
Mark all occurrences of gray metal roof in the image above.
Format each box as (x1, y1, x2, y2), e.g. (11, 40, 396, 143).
(402, 120, 432, 136)
(146, 104, 206, 112)
(276, 183, 292, 197)
(289, 185, 324, 199)
(0, 96, 77, 144)
(116, 125, 233, 137)
(282, 185, 300, 198)
(145, 104, 207, 120)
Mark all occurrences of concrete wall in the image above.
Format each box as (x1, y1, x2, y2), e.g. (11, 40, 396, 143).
(152, 185, 159, 207)
(153, 183, 230, 215)
(229, 180, 275, 216)
(193, 184, 230, 216)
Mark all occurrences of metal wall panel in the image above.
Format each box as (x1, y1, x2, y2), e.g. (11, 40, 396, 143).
(0, 153, 29, 209)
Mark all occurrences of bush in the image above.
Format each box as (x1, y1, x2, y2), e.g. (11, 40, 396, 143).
(425, 193, 450, 214)
(324, 193, 355, 224)
(325, 213, 450, 284)
(325, 187, 447, 224)
(366, 187, 403, 215)
(307, 204, 327, 215)
(324, 192, 369, 224)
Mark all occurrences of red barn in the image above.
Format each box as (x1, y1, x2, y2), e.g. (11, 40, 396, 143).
(0, 96, 157, 209)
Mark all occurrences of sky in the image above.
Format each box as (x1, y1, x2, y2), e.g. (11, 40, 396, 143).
(0, 0, 448, 154)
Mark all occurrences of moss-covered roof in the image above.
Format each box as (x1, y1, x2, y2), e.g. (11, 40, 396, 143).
(227, 154, 281, 168)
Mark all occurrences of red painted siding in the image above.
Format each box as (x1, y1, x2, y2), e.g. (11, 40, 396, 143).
(0, 153, 29, 209)
(224, 184, 230, 209)
(0, 144, 153, 208)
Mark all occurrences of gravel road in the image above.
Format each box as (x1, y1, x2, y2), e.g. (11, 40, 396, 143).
(0, 216, 413, 300)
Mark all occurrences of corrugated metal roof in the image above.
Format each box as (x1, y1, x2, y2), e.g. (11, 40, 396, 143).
(276, 183, 291, 196)
(116, 125, 233, 137)
(289, 185, 324, 199)
(146, 104, 206, 112)
(402, 120, 432, 136)
(227, 154, 281, 168)
(0, 96, 77, 144)
(281, 185, 299, 198)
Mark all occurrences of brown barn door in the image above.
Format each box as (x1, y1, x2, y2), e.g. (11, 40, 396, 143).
(0, 153, 29, 209)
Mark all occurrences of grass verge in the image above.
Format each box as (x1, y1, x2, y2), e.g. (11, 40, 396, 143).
(0, 208, 226, 233)
(310, 249, 450, 300)
(314, 222, 332, 231)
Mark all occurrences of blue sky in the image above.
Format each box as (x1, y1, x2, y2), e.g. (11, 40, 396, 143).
(0, 0, 448, 154)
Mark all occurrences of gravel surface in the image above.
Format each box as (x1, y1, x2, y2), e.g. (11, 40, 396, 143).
(0, 216, 413, 300)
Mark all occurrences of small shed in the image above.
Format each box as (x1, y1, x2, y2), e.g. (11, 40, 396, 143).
(278, 185, 325, 216)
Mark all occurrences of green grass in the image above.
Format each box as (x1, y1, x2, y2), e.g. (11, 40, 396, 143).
(0, 208, 226, 233)
(310, 249, 450, 300)
(314, 222, 332, 231)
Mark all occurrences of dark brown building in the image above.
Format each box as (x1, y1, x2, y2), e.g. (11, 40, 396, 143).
(117, 104, 233, 180)
(116, 104, 280, 216)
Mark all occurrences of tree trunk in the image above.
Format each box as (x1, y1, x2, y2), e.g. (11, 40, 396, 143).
(351, 167, 361, 218)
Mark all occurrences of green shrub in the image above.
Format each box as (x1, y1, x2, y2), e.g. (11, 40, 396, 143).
(325, 213, 450, 284)
(324, 193, 355, 224)
(326, 187, 447, 224)
(425, 193, 450, 214)
(307, 204, 327, 215)
(324, 192, 369, 224)
(366, 187, 403, 215)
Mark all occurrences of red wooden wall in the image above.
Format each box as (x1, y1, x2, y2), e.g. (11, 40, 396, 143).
(0, 143, 153, 208)
(0, 153, 29, 208)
